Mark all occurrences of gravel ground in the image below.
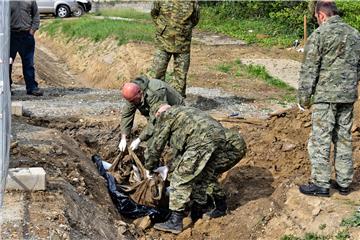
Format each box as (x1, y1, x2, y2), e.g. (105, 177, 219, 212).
(11, 85, 269, 119)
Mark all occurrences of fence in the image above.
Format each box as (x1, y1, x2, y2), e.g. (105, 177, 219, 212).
(0, 0, 11, 208)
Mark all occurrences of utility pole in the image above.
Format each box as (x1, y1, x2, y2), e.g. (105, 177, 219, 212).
(304, 15, 307, 43)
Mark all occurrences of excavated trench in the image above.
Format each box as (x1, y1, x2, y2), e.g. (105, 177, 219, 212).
(8, 99, 360, 239)
(4, 37, 360, 239)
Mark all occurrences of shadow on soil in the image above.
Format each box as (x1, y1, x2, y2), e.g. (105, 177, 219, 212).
(188, 95, 255, 111)
(11, 87, 97, 101)
(222, 165, 275, 210)
(350, 166, 360, 192)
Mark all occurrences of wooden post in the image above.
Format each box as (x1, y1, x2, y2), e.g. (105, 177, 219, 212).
(304, 15, 307, 43)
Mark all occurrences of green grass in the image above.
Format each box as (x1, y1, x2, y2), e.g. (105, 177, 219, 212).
(216, 59, 295, 92)
(216, 63, 232, 73)
(245, 64, 293, 90)
(40, 16, 154, 45)
(319, 224, 327, 230)
(95, 8, 151, 20)
(281, 235, 301, 240)
(341, 211, 360, 227)
(280, 229, 351, 240)
(198, 7, 298, 47)
(335, 229, 351, 240)
(281, 233, 329, 240)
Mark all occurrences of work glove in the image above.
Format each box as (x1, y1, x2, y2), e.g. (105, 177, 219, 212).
(118, 135, 127, 152)
(130, 138, 141, 150)
(153, 166, 169, 181)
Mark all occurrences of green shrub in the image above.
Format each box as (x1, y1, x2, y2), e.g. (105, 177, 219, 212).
(337, 1, 360, 30)
(199, 0, 360, 45)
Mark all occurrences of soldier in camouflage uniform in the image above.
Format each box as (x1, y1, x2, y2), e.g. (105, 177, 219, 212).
(118, 76, 184, 152)
(298, 1, 360, 197)
(150, 0, 200, 97)
(144, 105, 246, 234)
(204, 128, 246, 218)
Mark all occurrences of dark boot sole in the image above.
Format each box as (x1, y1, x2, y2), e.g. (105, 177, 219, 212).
(299, 189, 329, 197)
(206, 211, 227, 218)
(338, 190, 350, 196)
(153, 225, 182, 234)
(330, 180, 350, 195)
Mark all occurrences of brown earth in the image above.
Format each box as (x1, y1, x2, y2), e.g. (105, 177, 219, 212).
(3, 30, 360, 240)
(35, 32, 301, 101)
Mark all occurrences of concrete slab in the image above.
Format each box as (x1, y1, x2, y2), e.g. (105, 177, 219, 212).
(6, 167, 46, 191)
(11, 101, 23, 116)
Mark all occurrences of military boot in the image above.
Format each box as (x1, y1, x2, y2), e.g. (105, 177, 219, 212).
(191, 202, 206, 222)
(299, 183, 330, 197)
(206, 196, 227, 218)
(330, 180, 350, 196)
(153, 211, 183, 234)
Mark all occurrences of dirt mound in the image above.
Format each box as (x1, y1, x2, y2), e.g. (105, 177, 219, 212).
(6, 117, 139, 239)
(37, 34, 153, 89)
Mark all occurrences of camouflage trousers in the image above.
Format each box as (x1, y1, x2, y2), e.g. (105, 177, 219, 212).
(168, 138, 226, 211)
(206, 129, 247, 199)
(151, 49, 190, 97)
(308, 103, 354, 188)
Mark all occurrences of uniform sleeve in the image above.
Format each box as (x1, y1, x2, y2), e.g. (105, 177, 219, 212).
(120, 101, 137, 136)
(144, 120, 171, 171)
(138, 88, 167, 141)
(148, 88, 168, 117)
(31, 1, 40, 30)
(138, 117, 155, 141)
(191, 1, 200, 27)
(151, 1, 160, 20)
(298, 30, 322, 105)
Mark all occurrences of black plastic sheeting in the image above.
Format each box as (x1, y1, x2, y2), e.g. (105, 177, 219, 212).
(92, 155, 170, 222)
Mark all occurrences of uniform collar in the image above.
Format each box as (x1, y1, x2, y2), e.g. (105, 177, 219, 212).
(324, 15, 341, 25)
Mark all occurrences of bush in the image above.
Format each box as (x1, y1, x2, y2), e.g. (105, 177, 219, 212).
(200, 0, 360, 38)
(337, 0, 360, 30)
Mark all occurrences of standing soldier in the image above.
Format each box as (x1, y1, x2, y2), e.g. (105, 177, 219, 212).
(298, 1, 360, 197)
(150, 0, 200, 97)
(10, 0, 43, 96)
(144, 105, 246, 234)
(118, 76, 184, 152)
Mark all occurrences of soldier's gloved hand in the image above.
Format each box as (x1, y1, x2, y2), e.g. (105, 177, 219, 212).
(130, 138, 141, 150)
(118, 135, 127, 152)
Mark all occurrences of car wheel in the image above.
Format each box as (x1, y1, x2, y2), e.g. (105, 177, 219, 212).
(56, 5, 70, 18)
(73, 5, 84, 17)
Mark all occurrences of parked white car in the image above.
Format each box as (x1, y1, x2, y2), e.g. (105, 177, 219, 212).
(73, 0, 92, 17)
(37, 0, 91, 18)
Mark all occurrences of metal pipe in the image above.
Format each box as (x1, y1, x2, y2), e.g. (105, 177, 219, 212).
(0, 0, 11, 208)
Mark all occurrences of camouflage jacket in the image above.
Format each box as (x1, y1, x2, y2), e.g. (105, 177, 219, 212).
(151, 0, 200, 53)
(120, 76, 184, 141)
(144, 106, 226, 171)
(298, 16, 360, 104)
